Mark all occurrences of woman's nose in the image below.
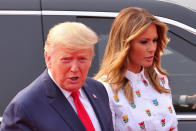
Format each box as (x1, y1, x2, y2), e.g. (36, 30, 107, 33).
(147, 42, 157, 52)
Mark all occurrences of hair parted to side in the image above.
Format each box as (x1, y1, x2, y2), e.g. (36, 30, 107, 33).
(44, 21, 98, 54)
(94, 7, 170, 102)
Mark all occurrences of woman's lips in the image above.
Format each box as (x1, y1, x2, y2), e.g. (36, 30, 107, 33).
(145, 56, 154, 62)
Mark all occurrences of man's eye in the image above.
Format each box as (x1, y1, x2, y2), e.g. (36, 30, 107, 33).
(79, 57, 86, 61)
(61, 58, 71, 62)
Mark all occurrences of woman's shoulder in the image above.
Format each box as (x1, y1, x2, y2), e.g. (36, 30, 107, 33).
(154, 68, 170, 89)
(97, 76, 115, 95)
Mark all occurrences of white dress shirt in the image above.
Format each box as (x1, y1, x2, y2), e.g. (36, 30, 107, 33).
(99, 68, 178, 131)
(48, 70, 101, 131)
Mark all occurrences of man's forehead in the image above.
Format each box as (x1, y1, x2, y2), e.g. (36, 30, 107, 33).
(51, 44, 92, 54)
(53, 43, 90, 50)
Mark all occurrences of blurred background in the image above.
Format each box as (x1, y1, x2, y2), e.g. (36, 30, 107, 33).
(160, 0, 196, 11)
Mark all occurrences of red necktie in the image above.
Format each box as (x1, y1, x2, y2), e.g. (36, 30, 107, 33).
(71, 91, 95, 131)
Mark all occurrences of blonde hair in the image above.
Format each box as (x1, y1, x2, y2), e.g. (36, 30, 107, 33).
(44, 21, 98, 54)
(94, 7, 170, 102)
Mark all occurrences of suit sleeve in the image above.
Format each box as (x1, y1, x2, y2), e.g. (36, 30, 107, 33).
(0, 102, 36, 131)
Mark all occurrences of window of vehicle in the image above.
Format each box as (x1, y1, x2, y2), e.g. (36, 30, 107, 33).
(77, 16, 196, 113)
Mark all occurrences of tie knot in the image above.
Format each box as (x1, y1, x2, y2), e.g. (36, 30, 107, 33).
(71, 91, 79, 99)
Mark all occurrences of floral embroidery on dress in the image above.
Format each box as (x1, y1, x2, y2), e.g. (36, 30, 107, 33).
(139, 121, 145, 129)
(152, 99, 159, 106)
(130, 102, 136, 109)
(113, 95, 119, 102)
(136, 90, 141, 97)
(168, 106, 173, 113)
(145, 109, 151, 116)
(112, 69, 178, 130)
(160, 77, 165, 85)
(169, 127, 175, 131)
(161, 119, 166, 127)
(143, 80, 148, 87)
(122, 115, 128, 123)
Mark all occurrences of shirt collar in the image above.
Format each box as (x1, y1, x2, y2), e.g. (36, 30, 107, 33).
(125, 68, 145, 81)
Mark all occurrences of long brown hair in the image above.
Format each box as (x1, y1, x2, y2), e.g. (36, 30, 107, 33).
(94, 7, 170, 102)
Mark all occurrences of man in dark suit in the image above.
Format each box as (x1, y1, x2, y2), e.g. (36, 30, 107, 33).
(0, 22, 114, 131)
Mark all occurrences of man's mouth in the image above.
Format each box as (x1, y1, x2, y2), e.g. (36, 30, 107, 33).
(70, 77, 79, 81)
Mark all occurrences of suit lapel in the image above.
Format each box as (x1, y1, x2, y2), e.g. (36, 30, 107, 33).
(83, 82, 106, 130)
(49, 95, 85, 131)
(43, 70, 86, 131)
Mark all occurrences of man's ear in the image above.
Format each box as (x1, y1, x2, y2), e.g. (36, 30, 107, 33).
(44, 51, 51, 68)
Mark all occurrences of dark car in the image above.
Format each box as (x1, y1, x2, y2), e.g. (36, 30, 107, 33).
(0, 0, 196, 130)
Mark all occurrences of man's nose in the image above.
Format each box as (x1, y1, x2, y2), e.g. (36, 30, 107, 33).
(70, 60, 79, 72)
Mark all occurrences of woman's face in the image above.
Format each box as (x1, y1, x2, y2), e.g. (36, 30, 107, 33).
(127, 24, 158, 73)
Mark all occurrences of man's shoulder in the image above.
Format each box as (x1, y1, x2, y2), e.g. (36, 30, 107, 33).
(85, 77, 108, 98)
(8, 71, 48, 107)
(86, 77, 105, 87)
(11, 82, 42, 106)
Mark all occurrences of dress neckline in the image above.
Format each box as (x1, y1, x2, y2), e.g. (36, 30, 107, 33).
(125, 68, 145, 82)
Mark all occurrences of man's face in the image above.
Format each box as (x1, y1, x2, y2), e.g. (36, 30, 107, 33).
(45, 44, 93, 91)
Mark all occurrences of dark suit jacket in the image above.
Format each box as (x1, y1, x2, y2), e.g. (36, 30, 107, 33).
(0, 69, 114, 131)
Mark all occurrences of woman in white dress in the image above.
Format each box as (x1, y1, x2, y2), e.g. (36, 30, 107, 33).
(94, 7, 178, 131)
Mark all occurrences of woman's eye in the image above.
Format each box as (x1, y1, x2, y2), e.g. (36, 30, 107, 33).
(140, 40, 148, 44)
(153, 38, 158, 43)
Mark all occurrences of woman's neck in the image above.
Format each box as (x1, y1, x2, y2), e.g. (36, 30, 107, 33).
(127, 65, 142, 73)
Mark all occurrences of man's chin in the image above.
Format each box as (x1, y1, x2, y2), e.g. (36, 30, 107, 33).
(62, 84, 82, 92)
